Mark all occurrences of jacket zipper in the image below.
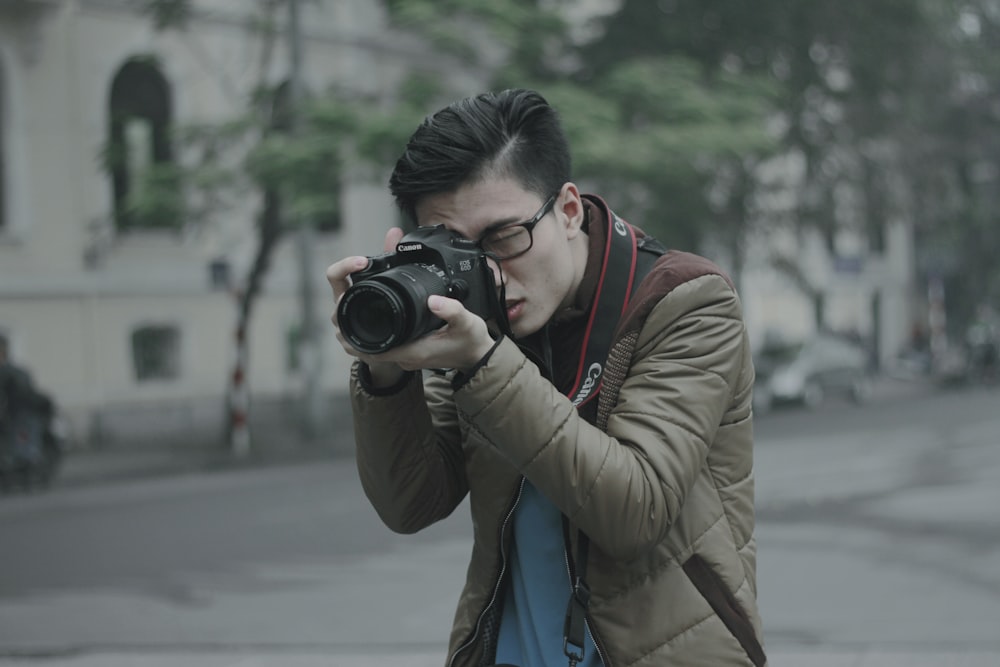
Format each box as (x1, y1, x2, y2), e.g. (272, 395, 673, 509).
(563, 528, 610, 667)
(448, 476, 526, 667)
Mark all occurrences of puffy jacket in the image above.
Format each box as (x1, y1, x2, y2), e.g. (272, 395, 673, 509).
(350, 206, 764, 667)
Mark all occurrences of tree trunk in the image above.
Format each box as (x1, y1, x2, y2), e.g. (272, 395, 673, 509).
(225, 189, 283, 455)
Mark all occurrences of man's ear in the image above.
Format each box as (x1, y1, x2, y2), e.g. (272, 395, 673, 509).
(558, 183, 585, 239)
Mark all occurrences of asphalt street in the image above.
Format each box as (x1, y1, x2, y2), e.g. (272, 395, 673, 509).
(0, 381, 998, 666)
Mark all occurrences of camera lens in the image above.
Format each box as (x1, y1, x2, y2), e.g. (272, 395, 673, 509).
(348, 286, 405, 348)
(338, 263, 449, 353)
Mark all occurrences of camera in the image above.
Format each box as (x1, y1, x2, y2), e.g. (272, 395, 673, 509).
(337, 225, 499, 354)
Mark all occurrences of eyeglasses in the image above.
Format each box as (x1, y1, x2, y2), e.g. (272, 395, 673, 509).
(476, 195, 557, 261)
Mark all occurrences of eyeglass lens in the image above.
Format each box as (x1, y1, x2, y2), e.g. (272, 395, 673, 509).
(481, 226, 532, 260)
(479, 196, 555, 260)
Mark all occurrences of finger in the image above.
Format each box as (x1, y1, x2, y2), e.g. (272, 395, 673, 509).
(427, 295, 472, 329)
(334, 330, 361, 357)
(383, 227, 405, 253)
(326, 256, 370, 299)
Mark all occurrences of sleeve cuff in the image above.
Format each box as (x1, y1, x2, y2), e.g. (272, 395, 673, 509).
(355, 362, 416, 396)
(451, 335, 505, 391)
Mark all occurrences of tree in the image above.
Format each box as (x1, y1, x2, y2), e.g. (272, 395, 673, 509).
(899, 0, 1000, 337)
(129, 0, 433, 453)
(130, 0, 310, 453)
(382, 0, 780, 277)
(582, 0, 945, 329)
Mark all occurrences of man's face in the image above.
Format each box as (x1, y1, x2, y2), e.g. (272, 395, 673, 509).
(414, 179, 586, 338)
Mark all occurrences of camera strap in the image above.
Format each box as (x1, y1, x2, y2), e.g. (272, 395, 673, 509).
(566, 197, 645, 409)
(562, 196, 664, 666)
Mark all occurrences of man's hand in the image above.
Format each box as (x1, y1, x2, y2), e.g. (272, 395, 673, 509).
(376, 294, 496, 374)
(327, 228, 407, 387)
(327, 228, 496, 386)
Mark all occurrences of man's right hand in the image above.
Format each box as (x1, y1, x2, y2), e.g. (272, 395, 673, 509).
(326, 228, 407, 388)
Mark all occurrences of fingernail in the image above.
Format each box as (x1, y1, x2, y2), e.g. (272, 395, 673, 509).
(428, 295, 442, 309)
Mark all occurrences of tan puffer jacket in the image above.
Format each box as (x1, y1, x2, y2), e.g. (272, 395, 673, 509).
(351, 247, 764, 667)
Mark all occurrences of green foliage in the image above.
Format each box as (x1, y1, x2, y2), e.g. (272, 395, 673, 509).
(129, 0, 781, 254)
(529, 54, 778, 247)
(388, 0, 784, 251)
(384, 0, 567, 77)
(139, 0, 193, 31)
(577, 0, 1000, 327)
(121, 163, 186, 230)
(245, 130, 341, 223)
(126, 0, 1000, 343)
(903, 0, 1000, 328)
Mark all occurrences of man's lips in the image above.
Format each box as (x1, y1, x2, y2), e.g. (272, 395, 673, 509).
(505, 299, 525, 320)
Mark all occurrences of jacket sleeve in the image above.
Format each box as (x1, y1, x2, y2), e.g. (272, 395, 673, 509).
(451, 273, 750, 560)
(350, 363, 469, 534)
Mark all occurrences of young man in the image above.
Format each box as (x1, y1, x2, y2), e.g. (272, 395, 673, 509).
(327, 89, 764, 667)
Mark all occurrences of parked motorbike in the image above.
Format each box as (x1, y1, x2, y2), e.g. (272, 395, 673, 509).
(0, 393, 65, 492)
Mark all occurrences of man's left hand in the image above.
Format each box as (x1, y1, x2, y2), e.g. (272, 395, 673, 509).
(354, 295, 496, 374)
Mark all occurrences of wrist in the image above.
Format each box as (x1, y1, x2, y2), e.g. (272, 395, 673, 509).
(452, 335, 504, 390)
(458, 338, 500, 375)
(366, 360, 407, 387)
(356, 361, 413, 396)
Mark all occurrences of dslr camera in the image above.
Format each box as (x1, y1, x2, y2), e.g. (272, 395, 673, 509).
(337, 225, 500, 354)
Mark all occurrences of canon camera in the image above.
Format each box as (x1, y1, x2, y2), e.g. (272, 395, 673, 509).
(337, 225, 499, 354)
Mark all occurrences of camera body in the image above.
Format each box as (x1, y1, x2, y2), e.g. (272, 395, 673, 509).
(337, 224, 499, 354)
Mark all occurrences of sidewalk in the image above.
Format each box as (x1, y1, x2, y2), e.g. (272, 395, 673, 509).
(23, 411, 357, 492)
(46, 435, 351, 491)
(31, 374, 940, 493)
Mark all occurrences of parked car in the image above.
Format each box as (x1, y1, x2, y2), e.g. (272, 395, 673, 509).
(753, 333, 873, 412)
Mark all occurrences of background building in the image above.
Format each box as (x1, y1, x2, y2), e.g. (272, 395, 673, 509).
(0, 0, 418, 447)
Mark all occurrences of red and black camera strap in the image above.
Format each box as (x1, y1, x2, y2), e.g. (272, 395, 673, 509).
(566, 195, 646, 408)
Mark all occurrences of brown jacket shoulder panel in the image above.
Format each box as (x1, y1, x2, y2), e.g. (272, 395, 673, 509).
(616, 250, 736, 339)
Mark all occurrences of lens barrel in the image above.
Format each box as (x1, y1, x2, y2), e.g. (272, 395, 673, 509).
(338, 263, 449, 353)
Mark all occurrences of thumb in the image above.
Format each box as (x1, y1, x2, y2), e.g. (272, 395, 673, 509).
(427, 295, 465, 324)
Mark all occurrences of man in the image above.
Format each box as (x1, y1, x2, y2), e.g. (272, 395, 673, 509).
(327, 89, 764, 666)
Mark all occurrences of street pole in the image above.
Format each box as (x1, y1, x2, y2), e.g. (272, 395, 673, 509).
(288, 0, 324, 439)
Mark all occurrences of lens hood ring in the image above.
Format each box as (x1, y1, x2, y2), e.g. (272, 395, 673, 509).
(338, 280, 409, 354)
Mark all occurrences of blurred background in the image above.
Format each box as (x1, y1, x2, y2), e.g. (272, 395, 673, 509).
(1, 2, 999, 665)
(1, 0, 998, 453)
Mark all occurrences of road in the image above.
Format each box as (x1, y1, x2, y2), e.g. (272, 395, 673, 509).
(753, 385, 1000, 657)
(0, 383, 998, 666)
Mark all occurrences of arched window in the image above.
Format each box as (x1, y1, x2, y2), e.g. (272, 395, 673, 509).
(108, 56, 173, 230)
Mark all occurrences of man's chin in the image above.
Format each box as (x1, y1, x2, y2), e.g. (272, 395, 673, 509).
(487, 310, 544, 340)
(509, 319, 544, 340)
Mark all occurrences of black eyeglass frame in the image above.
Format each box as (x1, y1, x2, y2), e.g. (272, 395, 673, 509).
(476, 195, 558, 261)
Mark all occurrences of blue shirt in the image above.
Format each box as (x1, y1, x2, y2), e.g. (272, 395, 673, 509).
(495, 481, 602, 667)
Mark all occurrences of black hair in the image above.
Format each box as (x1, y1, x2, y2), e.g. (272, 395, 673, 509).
(389, 88, 571, 225)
